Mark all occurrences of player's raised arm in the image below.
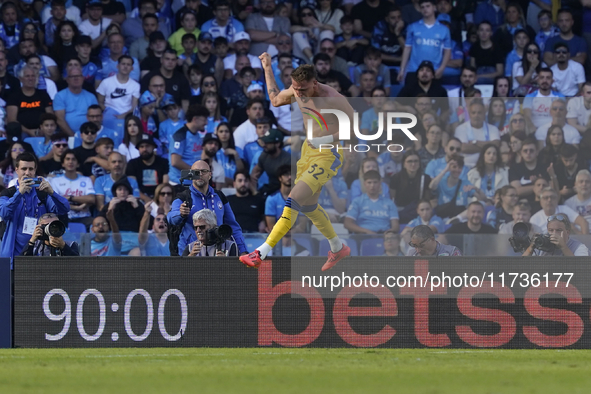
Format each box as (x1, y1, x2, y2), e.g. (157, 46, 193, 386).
(259, 52, 293, 107)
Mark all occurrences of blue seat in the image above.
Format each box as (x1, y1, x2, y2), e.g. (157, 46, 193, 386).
(318, 238, 358, 256)
(244, 237, 261, 253)
(292, 235, 317, 256)
(359, 238, 384, 256)
(68, 222, 86, 234)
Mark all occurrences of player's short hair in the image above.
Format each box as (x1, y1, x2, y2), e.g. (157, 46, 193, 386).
(291, 64, 316, 83)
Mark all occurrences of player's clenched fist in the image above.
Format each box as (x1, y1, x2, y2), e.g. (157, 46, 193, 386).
(259, 52, 272, 68)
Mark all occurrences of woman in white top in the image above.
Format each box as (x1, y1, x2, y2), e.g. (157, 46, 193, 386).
(512, 42, 546, 95)
(117, 115, 142, 161)
(467, 143, 509, 204)
(315, 0, 344, 35)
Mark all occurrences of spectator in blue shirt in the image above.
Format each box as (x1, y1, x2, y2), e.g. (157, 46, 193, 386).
(404, 199, 446, 235)
(542, 8, 587, 69)
(474, 0, 505, 32)
(425, 137, 469, 179)
(429, 154, 486, 217)
(168, 104, 210, 184)
(98, 33, 141, 82)
(138, 201, 170, 256)
(534, 10, 560, 53)
(354, 47, 391, 96)
(371, 6, 405, 67)
(24, 113, 58, 161)
(397, 0, 451, 83)
(345, 170, 400, 234)
(94, 151, 141, 210)
(504, 29, 529, 78)
(53, 67, 99, 136)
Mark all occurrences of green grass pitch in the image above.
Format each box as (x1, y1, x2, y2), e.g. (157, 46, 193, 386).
(0, 348, 590, 393)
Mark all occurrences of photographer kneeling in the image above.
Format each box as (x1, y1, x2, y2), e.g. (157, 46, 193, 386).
(522, 214, 590, 256)
(21, 213, 80, 256)
(182, 209, 238, 257)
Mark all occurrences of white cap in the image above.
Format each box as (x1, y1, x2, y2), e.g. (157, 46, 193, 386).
(247, 83, 263, 93)
(233, 32, 251, 43)
(319, 30, 335, 42)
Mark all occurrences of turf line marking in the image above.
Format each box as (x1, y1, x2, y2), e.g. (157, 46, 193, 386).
(84, 354, 227, 358)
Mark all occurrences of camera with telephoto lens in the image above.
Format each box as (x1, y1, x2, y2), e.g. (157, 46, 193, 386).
(204, 224, 232, 247)
(509, 222, 531, 253)
(39, 220, 66, 241)
(180, 169, 202, 182)
(532, 233, 556, 253)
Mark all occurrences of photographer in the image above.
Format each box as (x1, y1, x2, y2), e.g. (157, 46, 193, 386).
(0, 152, 70, 262)
(21, 213, 79, 256)
(522, 214, 590, 256)
(182, 209, 238, 257)
(167, 160, 247, 256)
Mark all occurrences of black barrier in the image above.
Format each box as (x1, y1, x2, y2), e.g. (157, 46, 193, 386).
(12, 257, 591, 348)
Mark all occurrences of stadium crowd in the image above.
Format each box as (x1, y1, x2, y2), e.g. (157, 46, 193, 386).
(1, 0, 591, 258)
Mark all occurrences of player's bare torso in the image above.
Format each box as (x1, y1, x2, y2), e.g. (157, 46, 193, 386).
(289, 82, 344, 139)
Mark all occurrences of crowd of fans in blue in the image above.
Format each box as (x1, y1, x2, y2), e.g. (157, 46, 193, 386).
(1, 0, 591, 258)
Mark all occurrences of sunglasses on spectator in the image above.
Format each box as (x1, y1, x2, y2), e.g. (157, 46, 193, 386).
(548, 213, 568, 222)
(277, 40, 290, 45)
(160, 192, 173, 196)
(511, 118, 525, 123)
(193, 225, 207, 230)
(554, 50, 568, 54)
(449, 146, 461, 152)
(54, 144, 68, 148)
(203, 81, 215, 87)
(526, 49, 539, 54)
(82, 130, 97, 135)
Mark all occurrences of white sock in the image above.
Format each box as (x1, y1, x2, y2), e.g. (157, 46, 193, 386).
(257, 243, 273, 259)
(328, 236, 343, 253)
